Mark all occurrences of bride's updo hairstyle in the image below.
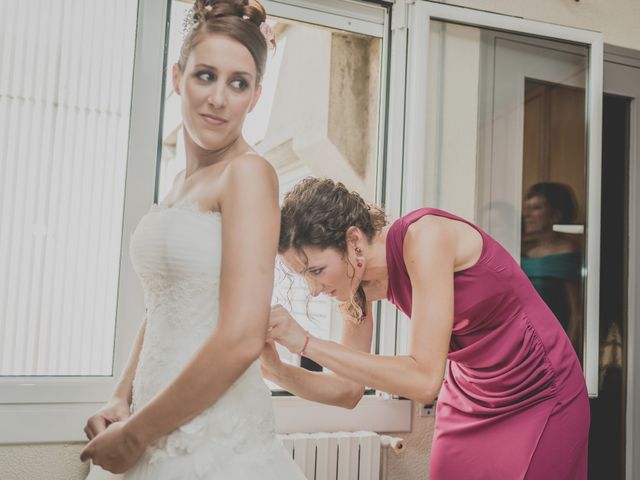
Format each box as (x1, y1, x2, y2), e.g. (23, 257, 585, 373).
(178, 0, 275, 84)
(279, 177, 387, 324)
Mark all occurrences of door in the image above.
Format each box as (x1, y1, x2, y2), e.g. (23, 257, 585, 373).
(590, 50, 640, 480)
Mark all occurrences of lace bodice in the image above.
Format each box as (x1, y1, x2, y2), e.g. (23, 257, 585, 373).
(125, 202, 299, 478)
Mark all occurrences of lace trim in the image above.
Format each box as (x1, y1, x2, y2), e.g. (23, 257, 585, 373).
(151, 200, 222, 222)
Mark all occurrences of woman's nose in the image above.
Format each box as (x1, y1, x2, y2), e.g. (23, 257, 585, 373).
(306, 278, 322, 297)
(208, 84, 226, 109)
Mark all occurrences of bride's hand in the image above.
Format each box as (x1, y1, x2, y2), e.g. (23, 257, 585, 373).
(80, 420, 144, 474)
(84, 398, 131, 440)
(267, 304, 308, 354)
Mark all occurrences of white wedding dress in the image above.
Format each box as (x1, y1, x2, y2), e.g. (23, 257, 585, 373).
(88, 202, 304, 480)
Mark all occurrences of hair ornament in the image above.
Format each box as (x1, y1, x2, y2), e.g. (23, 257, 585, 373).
(259, 21, 275, 44)
(181, 9, 197, 37)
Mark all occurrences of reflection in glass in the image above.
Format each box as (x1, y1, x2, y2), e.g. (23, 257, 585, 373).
(521, 182, 582, 356)
(161, 2, 382, 389)
(520, 78, 587, 360)
(425, 21, 589, 360)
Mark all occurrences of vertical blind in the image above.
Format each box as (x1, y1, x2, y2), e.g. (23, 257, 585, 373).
(0, 0, 138, 375)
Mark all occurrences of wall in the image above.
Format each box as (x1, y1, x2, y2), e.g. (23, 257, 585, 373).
(0, 443, 87, 480)
(442, 0, 640, 51)
(383, 402, 435, 479)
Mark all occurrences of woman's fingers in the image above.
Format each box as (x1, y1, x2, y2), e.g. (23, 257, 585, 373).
(79, 441, 94, 463)
(84, 415, 108, 440)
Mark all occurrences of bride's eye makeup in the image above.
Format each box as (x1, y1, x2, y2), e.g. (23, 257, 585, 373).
(229, 77, 249, 90)
(194, 70, 215, 82)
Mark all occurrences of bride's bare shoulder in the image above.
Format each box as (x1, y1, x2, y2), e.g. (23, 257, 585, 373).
(220, 152, 278, 193)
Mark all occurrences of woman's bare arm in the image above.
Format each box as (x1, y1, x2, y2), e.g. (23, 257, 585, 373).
(262, 307, 373, 409)
(270, 216, 457, 404)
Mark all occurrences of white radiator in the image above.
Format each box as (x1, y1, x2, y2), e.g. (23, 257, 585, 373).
(278, 431, 383, 480)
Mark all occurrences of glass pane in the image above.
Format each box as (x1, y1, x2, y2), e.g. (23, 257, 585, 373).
(160, 3, 382, 389)
(521, 79, 586, 359)
(0, 1, 138, 376)
(426, 20, 589, 359)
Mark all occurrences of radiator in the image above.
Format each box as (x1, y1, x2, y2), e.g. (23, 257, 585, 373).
(278, 431, 382, 480)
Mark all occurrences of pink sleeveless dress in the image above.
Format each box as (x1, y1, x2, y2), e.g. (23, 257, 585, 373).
(386, 208, 589, 480)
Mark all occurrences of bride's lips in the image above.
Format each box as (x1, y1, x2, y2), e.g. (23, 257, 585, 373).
(200, 113, 227, 125)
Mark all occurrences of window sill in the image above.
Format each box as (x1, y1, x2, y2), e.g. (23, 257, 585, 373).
(0, 396, 411, 444)
(272, 395, 412, 433)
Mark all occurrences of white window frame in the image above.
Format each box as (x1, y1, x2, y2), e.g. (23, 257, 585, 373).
(0, 0, 413, 444)
(397, 0, 603, 397)
(0, 0, 170, 443)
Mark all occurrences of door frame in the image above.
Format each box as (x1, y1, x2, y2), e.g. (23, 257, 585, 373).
(604, 43, 640, 480)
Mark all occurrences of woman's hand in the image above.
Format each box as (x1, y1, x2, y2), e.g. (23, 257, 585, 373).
(260, 341, 284, 379)
(267, 304, 308, 354)
(84, 398, 131, 440)
(80, 420, 145, 474)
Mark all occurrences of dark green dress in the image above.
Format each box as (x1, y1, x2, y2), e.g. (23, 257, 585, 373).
(521, 252, 581, 330)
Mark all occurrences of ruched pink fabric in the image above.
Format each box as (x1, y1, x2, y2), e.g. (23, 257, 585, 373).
(386, 208, 589, 480)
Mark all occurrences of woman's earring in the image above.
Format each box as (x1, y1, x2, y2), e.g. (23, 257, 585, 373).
(355, 247, 364, 268)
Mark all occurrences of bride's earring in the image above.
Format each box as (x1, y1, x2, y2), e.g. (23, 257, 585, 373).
(355, 247, 364, 268)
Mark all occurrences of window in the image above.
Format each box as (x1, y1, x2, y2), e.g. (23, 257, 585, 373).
(1, 0, 607, 445)
(158, 0, 383, 392)
(0, 0, 167, 442)
(0, 0, 412, 442)
(401, 2, 603, 396)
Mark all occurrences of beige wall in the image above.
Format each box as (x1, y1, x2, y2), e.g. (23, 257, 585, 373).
(383, 403, 435, 480)
(441, 0, 640, 50)
(0, 443, 87, 480)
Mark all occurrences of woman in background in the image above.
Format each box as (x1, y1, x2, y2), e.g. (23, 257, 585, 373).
(521, 181, 582, 354)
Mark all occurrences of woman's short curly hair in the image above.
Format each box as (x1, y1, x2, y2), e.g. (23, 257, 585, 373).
(279, 177, 387, 323)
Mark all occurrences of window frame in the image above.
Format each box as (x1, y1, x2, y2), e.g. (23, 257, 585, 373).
(0, 0, 169, 443)
(0, 0, 415, 444)
(400, 1, 604, 397)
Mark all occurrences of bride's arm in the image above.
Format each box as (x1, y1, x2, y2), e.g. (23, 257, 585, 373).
(261, 308, 373, 409)
(98, 155, 278, 458)
(83, 319, 146, 439)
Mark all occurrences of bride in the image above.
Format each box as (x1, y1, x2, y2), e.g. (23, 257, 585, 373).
(80, 1, 304, 478)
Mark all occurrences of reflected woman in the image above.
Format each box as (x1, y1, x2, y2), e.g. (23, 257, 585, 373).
(521, 182, 582, 355)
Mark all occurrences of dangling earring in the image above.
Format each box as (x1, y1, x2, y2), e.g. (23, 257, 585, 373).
(355, 247, 364, 268)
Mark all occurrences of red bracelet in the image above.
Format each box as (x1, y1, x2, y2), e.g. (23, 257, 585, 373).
(298, 330, 311, 357)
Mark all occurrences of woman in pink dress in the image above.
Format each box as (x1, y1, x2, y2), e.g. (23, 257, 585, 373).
(263, 177, 589, 479)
